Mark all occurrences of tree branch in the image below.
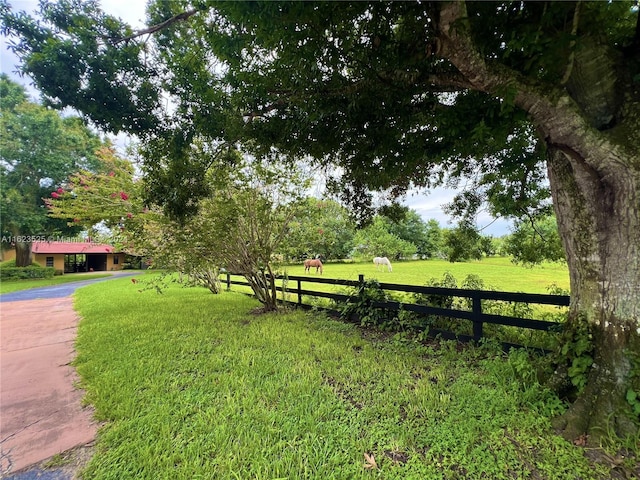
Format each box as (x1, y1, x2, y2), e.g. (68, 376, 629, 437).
(424, 72, 474, 91)
(436, 0, 497, 93)
(114, 9, 200, 44)
(435, 0, 619, 173)
(561, 1, 581, 85)
(243, 70, 472, 119)
(636, 2, 640, 46)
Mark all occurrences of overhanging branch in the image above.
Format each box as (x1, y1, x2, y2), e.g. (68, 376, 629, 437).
(242, 70, 472, 119)
(561, 1, 581, 85)
(114, 9, 200, 44)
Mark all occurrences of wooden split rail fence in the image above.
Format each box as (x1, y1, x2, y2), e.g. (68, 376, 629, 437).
(221, 272, 570, 350)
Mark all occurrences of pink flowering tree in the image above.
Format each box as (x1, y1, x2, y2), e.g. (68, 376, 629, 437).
(45, 146, 145, 253)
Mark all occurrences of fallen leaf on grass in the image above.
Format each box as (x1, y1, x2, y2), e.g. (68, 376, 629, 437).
(573, 434, 588, 446)
(364, 452, 378, 470)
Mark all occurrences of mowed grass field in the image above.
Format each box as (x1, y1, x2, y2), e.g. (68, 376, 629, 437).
(280, 257, 569, 294)
(70, 275, 624, 479)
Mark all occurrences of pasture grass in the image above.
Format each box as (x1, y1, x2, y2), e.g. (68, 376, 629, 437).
(280, 257, 570, 294)
(224, 257, 570, 306)
(239, 257, 571, 309)
(0, 272, 113, 294)
(71, 275, 619, 479)
(225, 258, 570, 350)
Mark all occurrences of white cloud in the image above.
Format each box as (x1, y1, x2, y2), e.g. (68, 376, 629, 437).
(404, 187, 457, 226)
(404, 188, 512, 236)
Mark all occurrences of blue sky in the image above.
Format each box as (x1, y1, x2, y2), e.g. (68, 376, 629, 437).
(1, 0, 513, 236)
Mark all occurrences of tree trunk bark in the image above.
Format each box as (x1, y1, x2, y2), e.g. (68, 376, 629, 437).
(14, 240, 32, 267)
(437, 0, 640, 444)
(547, 146, 640, 443)
(243, 269, 279, 312)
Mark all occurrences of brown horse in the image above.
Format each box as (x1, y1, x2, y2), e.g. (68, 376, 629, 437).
(304, 258, 323, 274)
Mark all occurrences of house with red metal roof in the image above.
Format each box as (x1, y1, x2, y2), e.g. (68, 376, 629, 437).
(4, 241, 125, 274)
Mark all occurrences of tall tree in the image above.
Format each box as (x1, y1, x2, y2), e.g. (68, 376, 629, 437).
(444, 224, 479, 263)
(504, 214, 566, 266)
(352, 215, 417, 260)
(0, 75, 102, 265)
(423, 219, 445, 259)
(2, 1, 639, 442)
(280, 197, 355, 261)
(380, 205, 433, 258)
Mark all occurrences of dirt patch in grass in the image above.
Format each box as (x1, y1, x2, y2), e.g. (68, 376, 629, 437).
(582, 447, 640, 480)
(13, 445, 94, 480)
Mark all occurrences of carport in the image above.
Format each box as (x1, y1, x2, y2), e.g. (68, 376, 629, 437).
(29, 241, 125, 274)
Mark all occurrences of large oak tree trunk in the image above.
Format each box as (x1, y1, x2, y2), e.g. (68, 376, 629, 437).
(437, 0, 640, 443)
(547, 147, 640, 442)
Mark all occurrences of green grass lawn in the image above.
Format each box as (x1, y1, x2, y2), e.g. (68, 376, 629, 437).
(224, 258, 570, 342)
(0, 273, 114, 294)
(280, 257, 570, 294)
(70, 275, 627, 479)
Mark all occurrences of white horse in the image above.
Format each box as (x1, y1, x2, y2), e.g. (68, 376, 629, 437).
(373, 256, 392, 272)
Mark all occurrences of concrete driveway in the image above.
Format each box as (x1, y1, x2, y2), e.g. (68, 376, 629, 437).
(0, 272, 136, 478)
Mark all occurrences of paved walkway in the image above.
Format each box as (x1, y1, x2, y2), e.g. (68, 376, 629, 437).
(0, 273, 136, 477)
(1, 297, 97, 477)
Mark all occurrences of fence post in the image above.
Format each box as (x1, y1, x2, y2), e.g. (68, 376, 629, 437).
(297, 279, 302, 305)
(354, 274, 365, 324)
(472, 294, 483, 341)
(226, 272, 231, 290)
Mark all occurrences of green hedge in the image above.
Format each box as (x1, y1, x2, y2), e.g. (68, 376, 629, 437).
(0, 264, 56, 280)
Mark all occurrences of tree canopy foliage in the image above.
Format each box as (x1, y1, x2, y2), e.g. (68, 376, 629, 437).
(3, 2, 636, 226)
(380, 206, 444, 259)
(504, 214, 565, 266)
(0, 1, 564, 219)
(352, 216, 417, 260)
(279, 198, 355, 261)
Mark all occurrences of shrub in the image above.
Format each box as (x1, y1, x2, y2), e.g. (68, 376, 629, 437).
(339, 279, 395, 329)
(411, 272, 565, 350)
(0, 264, 56, 280)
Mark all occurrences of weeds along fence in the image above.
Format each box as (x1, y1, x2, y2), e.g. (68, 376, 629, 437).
(220, 272, 570, 352)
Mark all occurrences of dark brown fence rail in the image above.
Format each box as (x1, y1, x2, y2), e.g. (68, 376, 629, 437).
(221, 272, 570, 351)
